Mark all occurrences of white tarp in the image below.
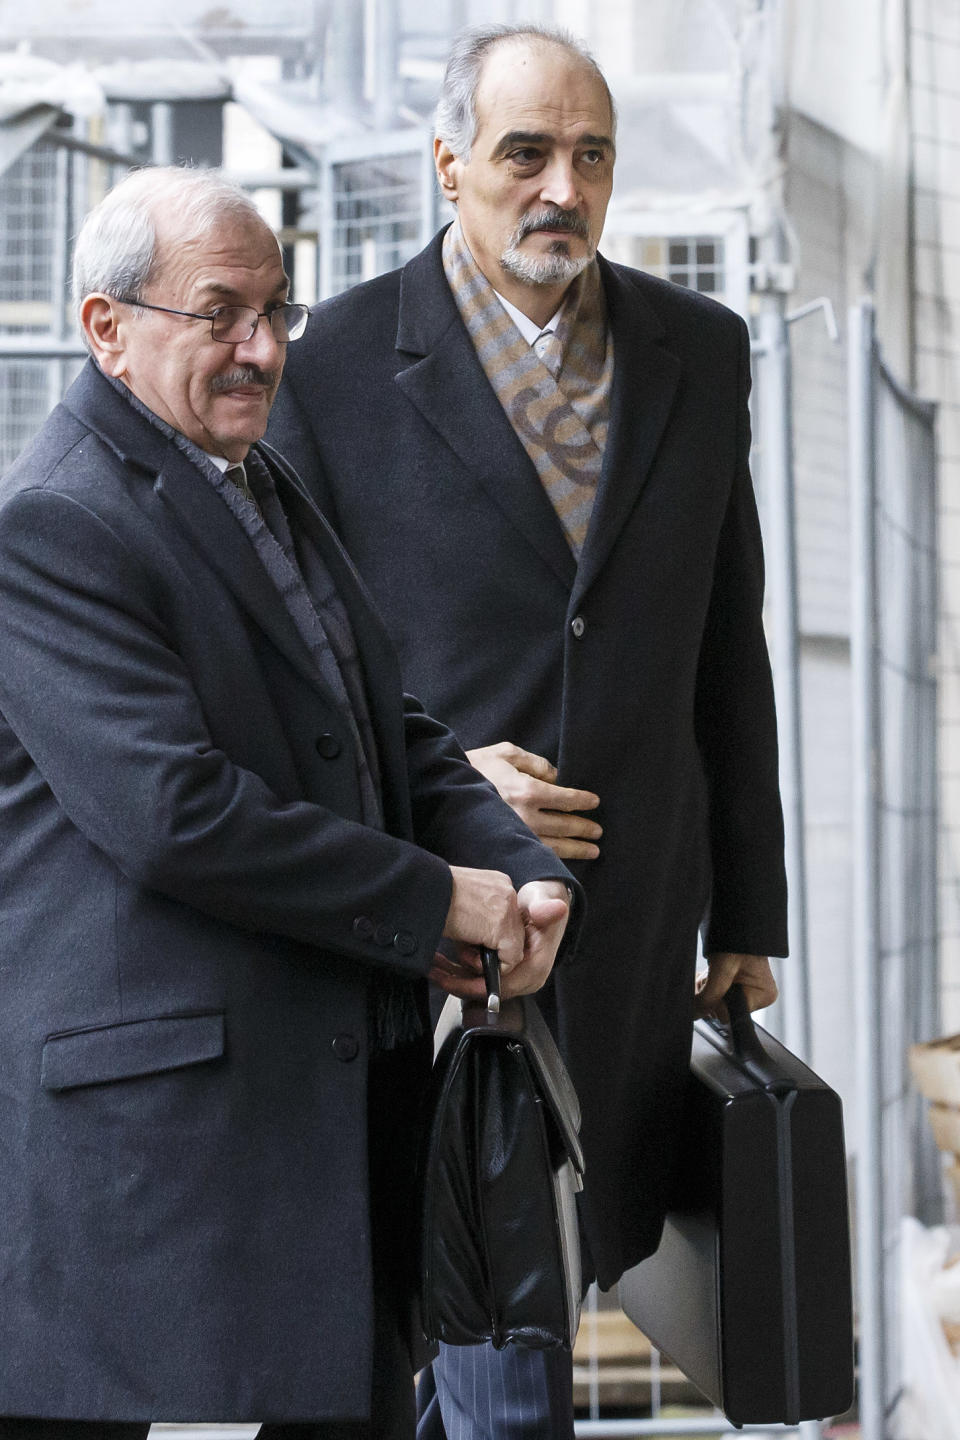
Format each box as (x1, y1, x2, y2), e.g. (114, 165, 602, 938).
(900, 1216, 960, 1440)
(0, 52, 106, 179)
(92, 59, 230, 104)
(0, 51, 102, 123)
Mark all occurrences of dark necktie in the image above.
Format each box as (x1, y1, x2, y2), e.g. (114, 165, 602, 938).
(225, 461, 258, 508)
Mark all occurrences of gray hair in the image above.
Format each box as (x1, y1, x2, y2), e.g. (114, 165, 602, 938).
(72, 165, 269, 326)
(435, 23, 616, 162)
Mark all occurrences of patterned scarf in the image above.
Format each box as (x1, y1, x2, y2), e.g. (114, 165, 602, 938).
(442, 218, 613, 557)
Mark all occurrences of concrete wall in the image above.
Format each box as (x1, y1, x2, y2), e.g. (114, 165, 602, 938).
(911, 0, 960, 1031)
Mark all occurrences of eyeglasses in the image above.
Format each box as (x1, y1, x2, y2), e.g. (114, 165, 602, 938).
(114, 297, 310, 344)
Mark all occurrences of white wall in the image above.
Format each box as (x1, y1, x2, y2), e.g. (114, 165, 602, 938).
(911, 0, 960, 1032)
(785, 0, 885, 155)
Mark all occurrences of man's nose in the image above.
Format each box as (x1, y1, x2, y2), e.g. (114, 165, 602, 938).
(539, 158, 579, 211)
(234, 313, 282, 368)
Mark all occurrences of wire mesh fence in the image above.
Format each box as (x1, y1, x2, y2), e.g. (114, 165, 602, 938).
(850, 298, 939, 1440)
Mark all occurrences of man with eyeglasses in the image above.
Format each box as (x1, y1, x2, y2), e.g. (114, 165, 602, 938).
(0, 165, 578, 1439)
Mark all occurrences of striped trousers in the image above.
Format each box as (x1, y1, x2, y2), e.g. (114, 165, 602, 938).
(416, 1342, 575, 1440)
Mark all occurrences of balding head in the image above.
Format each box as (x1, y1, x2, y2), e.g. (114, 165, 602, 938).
(72, 166, 270, 329)
(435, 23, 616, 163)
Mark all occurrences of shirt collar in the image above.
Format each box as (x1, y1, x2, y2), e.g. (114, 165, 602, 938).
(493, 289, 565, 346)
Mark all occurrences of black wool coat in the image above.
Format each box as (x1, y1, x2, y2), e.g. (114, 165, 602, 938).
(268, 229, 788, 1291)
(0, 360, 575, 1421)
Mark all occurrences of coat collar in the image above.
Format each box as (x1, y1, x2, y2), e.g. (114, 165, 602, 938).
(394, 230, 681, 605)
(61, 364, 346, 697)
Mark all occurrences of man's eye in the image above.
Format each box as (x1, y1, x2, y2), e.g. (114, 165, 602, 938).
(509, 150, 541, 165)
(581, 150, 605, 166)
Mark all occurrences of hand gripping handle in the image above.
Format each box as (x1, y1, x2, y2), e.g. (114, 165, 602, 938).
(723, 982, 769, 1067)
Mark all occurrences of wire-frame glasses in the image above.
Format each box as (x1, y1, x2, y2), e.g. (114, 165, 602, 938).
(115, 297, 309, 344)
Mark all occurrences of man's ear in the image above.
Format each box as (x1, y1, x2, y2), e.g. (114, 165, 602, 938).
(80, 294, 127, 377)
(434, 137, 461, 203)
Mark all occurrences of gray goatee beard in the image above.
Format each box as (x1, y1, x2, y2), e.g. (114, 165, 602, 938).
(500, 207, 593, 288)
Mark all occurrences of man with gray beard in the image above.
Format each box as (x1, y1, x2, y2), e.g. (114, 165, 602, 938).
(268, 22, 787, 1440)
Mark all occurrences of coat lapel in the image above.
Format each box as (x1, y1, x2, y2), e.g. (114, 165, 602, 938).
(153, 459, 336, 693)
(265, 446, 402, 704)
(393, 233, 578, 592)
(261, 446, 414, 834)
(570, 260, 682, 611)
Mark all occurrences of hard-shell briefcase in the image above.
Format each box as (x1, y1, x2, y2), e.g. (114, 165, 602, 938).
(619, 987, 854, 1426)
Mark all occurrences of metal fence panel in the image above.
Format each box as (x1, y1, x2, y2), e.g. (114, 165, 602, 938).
(850, 298, 938, 1440)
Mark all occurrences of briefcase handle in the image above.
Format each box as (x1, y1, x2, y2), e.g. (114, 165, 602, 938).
(481, 947, 501, 1015)
(723, 983, 768, 1067)
(712, 984, 794, 1095)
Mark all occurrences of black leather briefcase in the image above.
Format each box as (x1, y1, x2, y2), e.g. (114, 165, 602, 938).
(619, 987, 854, 1426)
(419, 950, 585, 1350)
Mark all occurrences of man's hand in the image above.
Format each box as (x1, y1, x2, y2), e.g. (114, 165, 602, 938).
(466, 741, 601, 860)
(512, 879, 571, 997)
(432, 872, 570, 1002)
(441, 865, 524, 968)
(695, 952, 778, 1018)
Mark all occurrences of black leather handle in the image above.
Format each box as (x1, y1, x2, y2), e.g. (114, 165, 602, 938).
(481, 948, 501, 1015)
(723, 983, 768, 1066)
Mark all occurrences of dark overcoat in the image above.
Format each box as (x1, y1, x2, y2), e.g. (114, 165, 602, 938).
(0, 361, 574, 1421)
(268, 228, 789, 1291)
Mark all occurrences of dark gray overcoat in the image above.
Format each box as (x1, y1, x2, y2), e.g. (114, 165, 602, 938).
(0, 361, 574, 1421)
(268, 229, 789, 1291)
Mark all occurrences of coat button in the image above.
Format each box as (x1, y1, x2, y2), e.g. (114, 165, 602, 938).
(353, 915, 375, 940)
(332, 1033, 360, 1062)
(374, 922, 396, 947)
(571, 615, 586, 638)
(315, 732, 342, 759)
(395, 930, 418, 956)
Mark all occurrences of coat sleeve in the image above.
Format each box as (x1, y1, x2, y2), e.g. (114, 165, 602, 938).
(694, 317, 788, 959)
(400, 692, 582, 952)
(0, 483, 467, 975)
(266, 374, 583, 952)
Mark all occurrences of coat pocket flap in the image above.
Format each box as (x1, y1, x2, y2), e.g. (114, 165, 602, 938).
(41, 1011, 226, 1092)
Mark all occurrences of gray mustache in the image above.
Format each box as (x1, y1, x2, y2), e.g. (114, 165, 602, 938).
(517, 208, 589, 241)
(210, 367, 276, 393)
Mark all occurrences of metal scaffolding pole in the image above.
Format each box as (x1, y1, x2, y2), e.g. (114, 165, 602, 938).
(749, 0, 812, 1066)
(754, 286, 812, 1065)
(849, 297, 885, 1440)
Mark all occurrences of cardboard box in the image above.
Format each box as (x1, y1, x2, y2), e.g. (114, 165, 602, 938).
(945, 1159, 960, 1218)
(910, 1034, 960, 1106)
(928, 1103, 960, 1155)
